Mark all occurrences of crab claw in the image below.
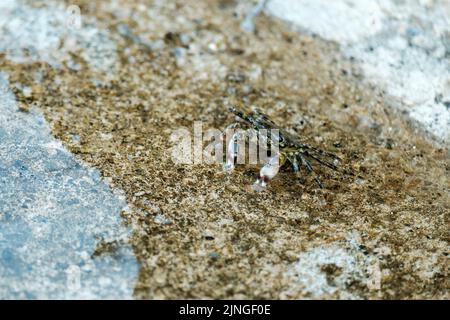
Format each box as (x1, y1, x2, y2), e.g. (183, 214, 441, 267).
(252, 154, 281, 192)
(223, 143, 235, 170)
(224, 131, 241, 172)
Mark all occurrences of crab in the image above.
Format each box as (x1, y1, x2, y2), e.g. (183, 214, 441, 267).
(222, 106, 340, 191)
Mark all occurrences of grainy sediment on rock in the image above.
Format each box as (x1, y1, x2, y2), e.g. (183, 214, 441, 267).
(2, 0, 448, 299)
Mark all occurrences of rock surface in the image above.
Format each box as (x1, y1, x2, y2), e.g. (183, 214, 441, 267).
(0, 0, 448, 299)
(0, 73, 138, 299)
(267, 0, 450, 143)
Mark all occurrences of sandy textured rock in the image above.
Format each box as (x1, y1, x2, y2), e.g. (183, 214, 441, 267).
(0, 0, 448, 299)
(267, 0, 450, 143)
(0, 72, 138, 299)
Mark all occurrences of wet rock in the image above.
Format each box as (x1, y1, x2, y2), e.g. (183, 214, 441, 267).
(0, 0, 448, 300)
(0, 72, 138, 299)
(266, 0, 450, 143)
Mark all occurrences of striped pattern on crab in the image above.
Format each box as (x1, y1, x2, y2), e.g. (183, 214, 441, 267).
(223, 106, 340, 191)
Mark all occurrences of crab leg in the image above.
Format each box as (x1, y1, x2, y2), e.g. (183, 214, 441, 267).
(299, 155, 324, 188)
(291, 156, 300, 173)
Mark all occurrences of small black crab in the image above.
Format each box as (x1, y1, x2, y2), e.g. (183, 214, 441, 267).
(223, 106, 340, 191)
